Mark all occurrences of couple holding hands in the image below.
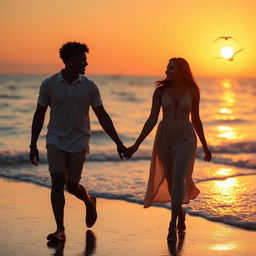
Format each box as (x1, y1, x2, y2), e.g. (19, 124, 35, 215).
(29, 41, 211, 243)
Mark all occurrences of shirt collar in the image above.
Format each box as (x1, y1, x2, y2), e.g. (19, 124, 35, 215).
(57, 71, 64, 82)
(57, 70, 84, 83)
(78, 74, 83, 82)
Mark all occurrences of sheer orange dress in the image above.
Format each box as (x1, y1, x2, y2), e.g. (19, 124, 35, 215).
(144, 88, 200, 208)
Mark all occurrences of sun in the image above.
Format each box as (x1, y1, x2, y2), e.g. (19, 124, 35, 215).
(221, 46, 234, 59)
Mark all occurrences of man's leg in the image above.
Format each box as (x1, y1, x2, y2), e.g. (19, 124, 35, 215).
(66, 181, 97, 228)
(65, 151, 91, 205)
(66, 151, 97, 228)
(51, 172, 66, 232)
(46, 144, 67, 240)
(66, 181, 91, 205)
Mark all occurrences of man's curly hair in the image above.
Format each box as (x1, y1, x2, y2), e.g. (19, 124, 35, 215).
(59, 42, 89, 63)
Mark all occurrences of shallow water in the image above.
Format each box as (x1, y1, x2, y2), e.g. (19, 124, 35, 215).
(0, 74, 255, 230)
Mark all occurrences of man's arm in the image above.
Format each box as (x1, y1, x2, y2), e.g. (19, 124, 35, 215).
(92, 105, 126, 159)
(29, 103, 48, 165)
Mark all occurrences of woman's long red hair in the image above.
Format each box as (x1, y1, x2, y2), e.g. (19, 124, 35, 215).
(155, 58, 200, 93)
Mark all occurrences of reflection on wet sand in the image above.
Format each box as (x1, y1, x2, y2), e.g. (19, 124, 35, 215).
(47, 240, 66, 256)
(46, 230, 96, 256)
(84, 230, 96, 255)
(211, 242, 237, 251)
(167, 232, 185, 256)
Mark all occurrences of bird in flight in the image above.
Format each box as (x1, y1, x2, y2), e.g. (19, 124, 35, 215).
(213, 48, 244, 61)
(227, 48, 243, 61)
(213, 36, 239, 42)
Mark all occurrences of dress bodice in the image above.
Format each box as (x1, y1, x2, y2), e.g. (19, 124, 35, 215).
(161, 89, 192, 122)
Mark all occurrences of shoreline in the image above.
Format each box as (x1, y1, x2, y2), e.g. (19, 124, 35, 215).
(1, 173, 255, 232)
(0, 177, 255, 256)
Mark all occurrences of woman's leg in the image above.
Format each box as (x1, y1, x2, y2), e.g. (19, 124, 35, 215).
(168, 203, 182, 242)
(177, 207, 186, 232)
(170, 142, 193, 235)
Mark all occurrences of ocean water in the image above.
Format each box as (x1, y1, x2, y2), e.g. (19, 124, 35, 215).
(0, 74, 255, 230)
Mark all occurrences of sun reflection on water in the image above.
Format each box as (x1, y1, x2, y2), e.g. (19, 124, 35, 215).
(215, 168, 234, 176)
(211, 178, 239, 212)
(213, 178, 238, 192)
(211, 80, 245, 144)
(219, 107, 232, 114)
(217, 125, 242, 140)
(223, 81, 231, 89)
(221, 91, 236, 107)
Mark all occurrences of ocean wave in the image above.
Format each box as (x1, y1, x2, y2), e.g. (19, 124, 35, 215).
(211, 156, 256, 169)
(0, 126, 17, 131)
(205, 119, 248, 124)
(184, 208, 256, 231)
(1, 149, 256, 170)
(208, 142, 256, 153)
(0, 103, 9, 108)
(15, 108, 32, 113)
(91, 130, 107, 136)
(0, 150, 152, 166)
(91, 130, 132, 141)
(195, 173, 256, 183)
(0, 115, 17, 120)
(0, 94, 23, 99)
(0, 173, 51, 188)
(0, 151, 48, 166)
(7, 85, 18, 90)
(111, 91, 141, 102)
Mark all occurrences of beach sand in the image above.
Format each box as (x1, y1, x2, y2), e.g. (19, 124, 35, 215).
(0, 177, 255, 256)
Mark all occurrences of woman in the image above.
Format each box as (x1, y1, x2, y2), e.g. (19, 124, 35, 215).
(125, 58, 212, 242)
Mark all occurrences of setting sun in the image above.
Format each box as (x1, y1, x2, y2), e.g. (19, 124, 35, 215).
(0, 0, 255, 77)
(221, 46, 234, 59)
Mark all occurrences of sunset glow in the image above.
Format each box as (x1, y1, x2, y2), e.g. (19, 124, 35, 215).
(0, 0, 255, 77)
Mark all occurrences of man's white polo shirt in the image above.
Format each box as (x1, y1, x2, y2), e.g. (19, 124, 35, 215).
(38, 71, 102, 152)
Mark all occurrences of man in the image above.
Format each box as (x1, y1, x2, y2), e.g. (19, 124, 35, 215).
(29, 41, 126, 241)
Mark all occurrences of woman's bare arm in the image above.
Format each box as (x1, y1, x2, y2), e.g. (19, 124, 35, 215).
(191, 88, 212, 162)
(125, 87, 162, 158)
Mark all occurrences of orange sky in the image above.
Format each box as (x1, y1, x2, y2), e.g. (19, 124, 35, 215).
(0, 0, 255, 77)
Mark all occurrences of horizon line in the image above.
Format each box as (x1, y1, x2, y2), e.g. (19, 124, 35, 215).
(0, 72, 255, 79)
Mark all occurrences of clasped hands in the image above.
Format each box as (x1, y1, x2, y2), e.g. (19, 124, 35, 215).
(117, 143, 139, 160)
(117, 143, 212, 162)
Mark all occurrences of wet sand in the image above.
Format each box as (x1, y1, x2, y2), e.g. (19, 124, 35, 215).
(0, 177, 255, 256)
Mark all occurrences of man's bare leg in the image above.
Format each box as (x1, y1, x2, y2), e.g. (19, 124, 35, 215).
(47, 172, 66, 241)
(66, 182, 97, 228)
